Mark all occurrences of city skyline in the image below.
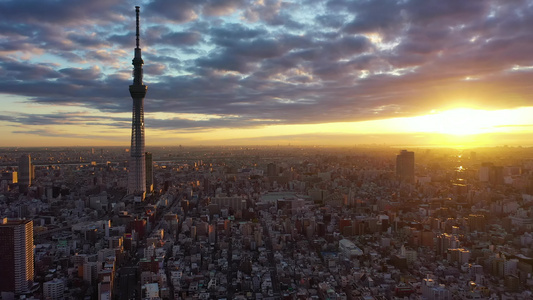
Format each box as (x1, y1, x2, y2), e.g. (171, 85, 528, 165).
(2, 1, 533, 147)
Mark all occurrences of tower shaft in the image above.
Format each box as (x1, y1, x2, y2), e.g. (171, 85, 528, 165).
(128, 6, 148, 199)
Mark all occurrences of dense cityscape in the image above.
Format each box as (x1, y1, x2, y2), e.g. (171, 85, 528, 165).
(1, 145, 533, 300)
(3, 1, 533, 300)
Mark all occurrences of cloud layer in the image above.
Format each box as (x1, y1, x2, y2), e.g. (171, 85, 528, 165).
(1, 0, 533, 136)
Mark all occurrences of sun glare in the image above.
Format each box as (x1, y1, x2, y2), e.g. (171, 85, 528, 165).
(401, 108, 530, 136)
(424, 108, 492, 135)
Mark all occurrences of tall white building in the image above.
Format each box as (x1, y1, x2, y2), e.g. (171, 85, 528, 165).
(43, 279, 65, 300)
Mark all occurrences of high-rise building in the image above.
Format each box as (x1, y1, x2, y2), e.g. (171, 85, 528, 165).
(479, 162, 504, 185)
(396, 150, 415, 183)
(468, 214, 486, 232)
(145, 152, 153, 193)
(18, 154, 32, 193)
(266, 163, 277, 177)
(128, 6, 148, 200)
(0, 218, 34, 295)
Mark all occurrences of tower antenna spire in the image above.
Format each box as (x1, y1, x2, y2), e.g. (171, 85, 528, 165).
(135, 6, 140, 49)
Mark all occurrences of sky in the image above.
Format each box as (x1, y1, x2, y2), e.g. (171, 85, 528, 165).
(2, 0, 533, 147)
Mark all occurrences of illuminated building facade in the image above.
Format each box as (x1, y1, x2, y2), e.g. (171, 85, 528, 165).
(0, 218, 34, 295)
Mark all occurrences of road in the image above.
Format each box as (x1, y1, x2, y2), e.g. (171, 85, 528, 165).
(261, 218, 281, 298)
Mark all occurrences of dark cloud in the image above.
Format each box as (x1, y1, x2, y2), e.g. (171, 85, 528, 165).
(0, 110, 281, 133)
(66, 32, 111, 49)
(146, 0, 203, 23)
(0, 0, 124, 25)
(144, 63, 166, 76)
(1, 62, 60, 81)
(197, 52, 253, 73)
(1, 0, 533, 135)
(243, 0, 284, 23)
(59, 67, 102, 82)
(146, 116, 281, 132)
(340, 0, 404, 37)
(160, 31, 203, 46)
(202, 0, 245, 16)
(405, 0, 488, 24)
(210, 24, 267, 45)
(10, 128, 126, 141)
(1, 112, 110, 127)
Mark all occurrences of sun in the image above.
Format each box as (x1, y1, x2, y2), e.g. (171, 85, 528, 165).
(426, 108, 493, 135)
(402, 108, 521, 136)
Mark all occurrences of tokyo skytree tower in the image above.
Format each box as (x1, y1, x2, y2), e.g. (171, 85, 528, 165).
(128, 6, 148, 199)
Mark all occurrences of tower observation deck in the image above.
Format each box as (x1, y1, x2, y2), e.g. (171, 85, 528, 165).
(128, 6, 148, 200)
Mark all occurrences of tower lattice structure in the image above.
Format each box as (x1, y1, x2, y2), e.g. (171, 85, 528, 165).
(128, 6, 148, 198)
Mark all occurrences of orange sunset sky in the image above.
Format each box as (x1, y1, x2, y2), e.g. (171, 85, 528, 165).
(1, 0, 533, 147)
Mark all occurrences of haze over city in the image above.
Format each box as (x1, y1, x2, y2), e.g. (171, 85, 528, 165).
(2, 0, 533, 147)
